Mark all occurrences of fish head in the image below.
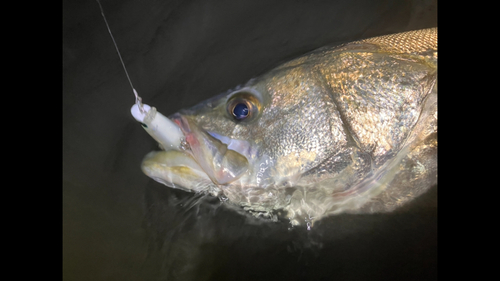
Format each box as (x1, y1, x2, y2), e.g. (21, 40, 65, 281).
(141, 63, 351, 211)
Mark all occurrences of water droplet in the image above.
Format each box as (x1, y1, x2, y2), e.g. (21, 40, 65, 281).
(180, 138, 191, 151)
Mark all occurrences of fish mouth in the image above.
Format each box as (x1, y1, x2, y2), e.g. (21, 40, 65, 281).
(142, 113, 249, 189)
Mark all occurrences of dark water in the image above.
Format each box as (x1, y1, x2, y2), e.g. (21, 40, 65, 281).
(63, 0, 437, 280)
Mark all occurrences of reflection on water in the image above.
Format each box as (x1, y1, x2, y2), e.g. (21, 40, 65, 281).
(140, 182, 436, 281)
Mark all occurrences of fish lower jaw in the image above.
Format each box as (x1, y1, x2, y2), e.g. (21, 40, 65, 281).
(141, 150, 216, 192)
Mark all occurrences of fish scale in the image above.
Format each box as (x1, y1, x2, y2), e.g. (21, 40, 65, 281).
(358, 28, 437, 54)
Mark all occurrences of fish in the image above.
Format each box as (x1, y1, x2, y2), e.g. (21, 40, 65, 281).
(139, 28, 437, 226)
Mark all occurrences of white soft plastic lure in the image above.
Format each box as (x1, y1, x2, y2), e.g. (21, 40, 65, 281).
(96, 0, 184, 152)
(130, 103, 184, 151)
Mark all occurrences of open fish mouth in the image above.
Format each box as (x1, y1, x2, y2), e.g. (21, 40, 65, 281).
(141, 113, 250, 191)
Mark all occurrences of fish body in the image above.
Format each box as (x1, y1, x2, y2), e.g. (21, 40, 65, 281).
(141, 28, 437, 226)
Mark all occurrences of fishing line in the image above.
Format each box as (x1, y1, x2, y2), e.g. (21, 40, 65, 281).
(96, 0, 184, 151)
(95, 0, 144, 112)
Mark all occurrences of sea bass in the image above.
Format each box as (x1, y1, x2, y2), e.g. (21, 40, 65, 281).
(140, 28, 437, 226)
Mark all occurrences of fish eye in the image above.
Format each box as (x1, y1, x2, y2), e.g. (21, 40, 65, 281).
(228, 99, 252, 121)
(226, 91, 261, 121)
(232, 103, 249, 120)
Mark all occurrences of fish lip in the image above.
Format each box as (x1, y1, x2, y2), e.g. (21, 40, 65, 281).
(169, 113, 198, 156)
(170, 113, 191, 135)
(168, 112, 250, 186)
(171, 113, 251, 157)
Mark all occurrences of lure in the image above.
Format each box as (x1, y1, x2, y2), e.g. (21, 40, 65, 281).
(96, 0, 183, 151)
